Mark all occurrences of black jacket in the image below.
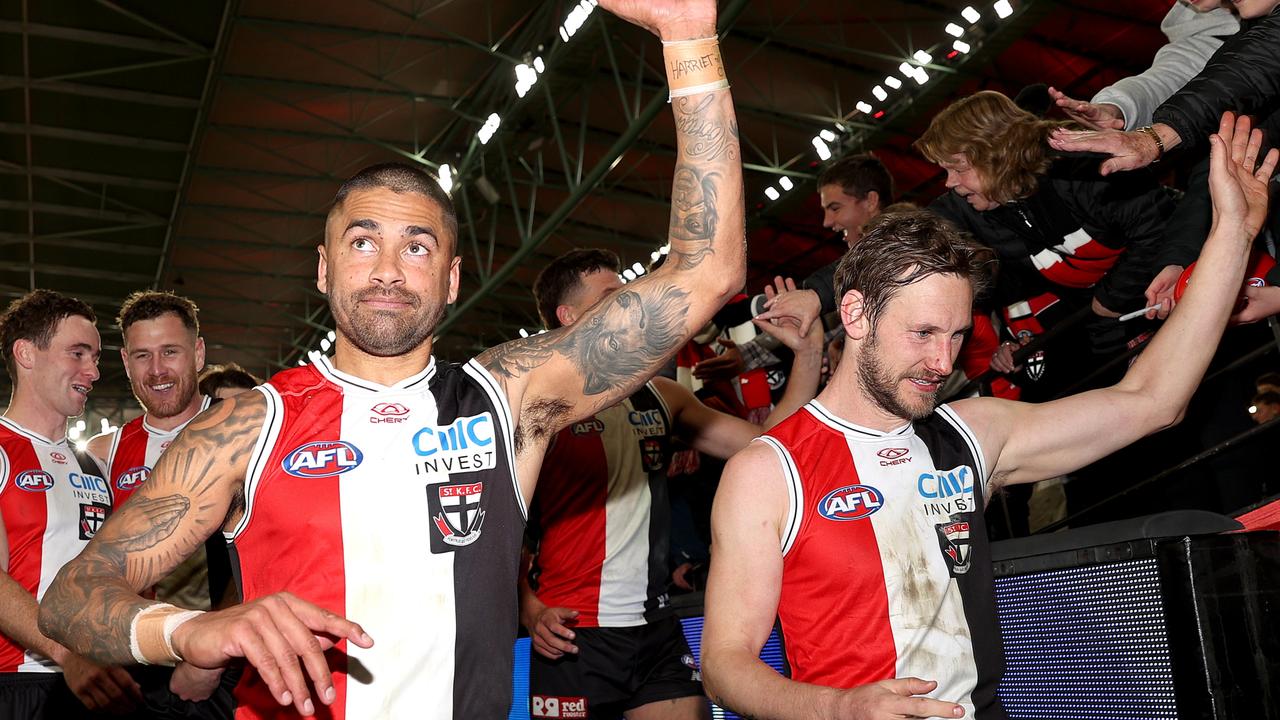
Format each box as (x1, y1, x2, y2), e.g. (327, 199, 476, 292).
(1153, 8, 1280, 157)
(931, 165, 1179, 313)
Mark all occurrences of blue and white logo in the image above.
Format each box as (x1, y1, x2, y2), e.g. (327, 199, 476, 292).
(15, 469, 54, 492)
(282, 441, 364, 478)
(917, 466, 973, 500)
(817, 484, 884, 521)
(116, 466, 150, 491)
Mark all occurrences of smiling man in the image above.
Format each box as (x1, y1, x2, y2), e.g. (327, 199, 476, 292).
(37, 1, 748, 717)
(0, 290, 144, 718)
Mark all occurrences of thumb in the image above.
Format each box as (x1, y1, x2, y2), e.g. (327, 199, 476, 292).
(719, 338, 737, 349)
(890, 677, 939, 696)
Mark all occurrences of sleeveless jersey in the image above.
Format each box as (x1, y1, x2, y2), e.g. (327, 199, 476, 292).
(0, 417, 111, 673)
(760, 401, 1007, 720)
(530, 383, 673, 627)
(105, 395, 212, 506)
(105, 395, 214, 609)
(228, 355, 523, 720)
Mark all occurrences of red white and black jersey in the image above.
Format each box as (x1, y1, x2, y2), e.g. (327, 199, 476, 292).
(0, 417, 111, 673)
(104, 395, 212, 506)
(228, 355, 523, 720)
(529, 383, 673, 627)
(760, 401, 1006, 720)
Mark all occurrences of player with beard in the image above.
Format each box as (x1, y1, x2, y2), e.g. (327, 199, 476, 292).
(700, 113, 1277, 720)
(85, 291, 239, 719)
(39, 1, 747, 718)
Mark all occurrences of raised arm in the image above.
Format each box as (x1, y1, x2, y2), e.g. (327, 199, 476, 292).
(478, 0, 746, 457)
(701, 444, 962, 720)
(39, 392, 372, 716)
(960, 112, 1279, 488)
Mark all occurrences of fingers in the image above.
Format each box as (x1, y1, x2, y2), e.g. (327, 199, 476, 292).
(883, 676, 938, 696)
(105, 666, 144, 703)
(286, 593, 374, 650)
(1257, 147, 1280, 183)
(535, 623, 579, 656)
(898, 695, 966, 718)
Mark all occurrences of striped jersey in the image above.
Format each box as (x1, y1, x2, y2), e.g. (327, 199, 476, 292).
(104, 395, 211, 506)
(0, 417, 112, 673)
(228, 355, 523, 720)
(104, 395, 214, 609)
(760, 401, 1007, 720)
(530, 383, 673, 627)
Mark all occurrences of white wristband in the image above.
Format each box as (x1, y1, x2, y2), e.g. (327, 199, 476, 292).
(162, 610, 205, 662)
(129, 603, 175, 665)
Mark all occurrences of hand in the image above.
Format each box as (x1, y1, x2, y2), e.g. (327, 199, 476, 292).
(1206, 112, 1279, 239)
(1047, 87, 1124, 130)
(169, 591, 373, 717)
(596, 0, 716, 41)
(1090, 297, 1120, 318)
(61, 652, 143, 714)
(757, 281, 822, 338)
(1230, 284, 1280, 324)
(990, 341, 1023, 374)
(672, 562, 696, 591)
(831, 677, 964, 719)
(693, 339, 746, 382)
(1048, 128, 1162, 175)
(527, 606, 580, 660)
(1143, 265, 1184, 320)
(170, 662, 225, 702)
(753, 312, 823, 354)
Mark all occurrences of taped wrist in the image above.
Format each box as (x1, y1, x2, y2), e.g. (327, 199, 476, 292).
(129, 604, 204, 666)
(662, 36, 729, 99)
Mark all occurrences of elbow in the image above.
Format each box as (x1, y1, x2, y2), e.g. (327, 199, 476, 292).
(700, 648, 729, 707)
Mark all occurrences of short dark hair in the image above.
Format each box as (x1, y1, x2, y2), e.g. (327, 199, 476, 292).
(818, 154, 895, 206)
(0, 290, 96, 379)
(833, 210, 996, 329)
(118, 291, 199, 337)
(198, 362, 261, 397)
(329, 162, 458, 248)
(1253, 391, 1280, 406)
(533, 249, 622, 330)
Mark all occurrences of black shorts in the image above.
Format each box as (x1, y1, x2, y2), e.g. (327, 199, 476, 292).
(0, 671, 96, 720)
(528, 616, 704, 719)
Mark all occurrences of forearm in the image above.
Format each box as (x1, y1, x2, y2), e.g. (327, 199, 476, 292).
(1, 571, 71, 665)
(39, 547, 152, 665)
(704, 649, 838, 720)
(763, 344, 821, 430)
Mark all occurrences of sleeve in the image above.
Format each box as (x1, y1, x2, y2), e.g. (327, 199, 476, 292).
(1091, 5, 1238, 130)
(800, 261, 839, 316)
(1152, 12, 1280, 155)
(1088, 177, 1183, 311)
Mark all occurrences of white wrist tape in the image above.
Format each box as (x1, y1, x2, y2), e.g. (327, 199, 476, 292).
(129, 603, 204, 666)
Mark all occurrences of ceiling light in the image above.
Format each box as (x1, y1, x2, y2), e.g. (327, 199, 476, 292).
(994, 0, 1013, 19)
(884, 76, 902, 90)
(872, 85, 887, 101)
(764, 186, 780, 201)
(819, 129, 837, 142)
(812, 136, 832, 160)
(438, 163, 454, 194)
(962, 6, 981, 22)
(778, 176, 794, 191)
(953, 39, 971, 54)
(631, 262, 645, 275)
(856, 101, 873, 114)
(477, 113, 501, 145)
(913, 50, 932, 65)
(945, 23, 964, 37)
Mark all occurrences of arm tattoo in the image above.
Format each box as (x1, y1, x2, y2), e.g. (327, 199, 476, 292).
(559, 285, 690, 395)
(675, 95, 739, 163)
(669, 164, 720, 269)
(38, 393, 266, 665)
(478, 331, 560, 381)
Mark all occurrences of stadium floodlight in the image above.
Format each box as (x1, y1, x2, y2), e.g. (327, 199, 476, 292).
(962, 6, 981, 22)
(779, 176, 794, 191)
(994, 0, 1013, 19)
(953, 39, 972, 54)
(945, 23, 964, 37)
(872, 85, 888, 101)
(764, 186, 780, 201)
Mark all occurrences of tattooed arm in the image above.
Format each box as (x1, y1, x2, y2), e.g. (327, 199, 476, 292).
(39, 392, 372, 716)
(479, 0, 746, 476)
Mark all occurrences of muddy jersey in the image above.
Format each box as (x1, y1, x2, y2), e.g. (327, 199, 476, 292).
(760, 401, 1007, 720)
(227, 355, 523, 720)
(0, 417, 111, 673)
(530, 383, 673, 627)
(105, 395, 212, 506)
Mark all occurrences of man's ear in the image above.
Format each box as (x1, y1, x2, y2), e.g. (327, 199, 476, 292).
(840, 290, 871, 341)
(864, 190, 881, 215)
(555, 305, 577, 328)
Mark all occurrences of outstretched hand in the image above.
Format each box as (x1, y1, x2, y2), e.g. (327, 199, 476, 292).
(597, 0, 716, 40)
(1047, 127, 1160, 175)
(1048, 86, 1124, 131)
(170, 592, 372, 717)
(1206, 111, 1278, 239)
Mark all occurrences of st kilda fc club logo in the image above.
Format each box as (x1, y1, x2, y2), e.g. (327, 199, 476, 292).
(427, 481, 486, 552)
(935, 513, 973, 576)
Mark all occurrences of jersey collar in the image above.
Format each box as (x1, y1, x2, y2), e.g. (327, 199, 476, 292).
(142, 394, 213, 436)
(312, 354, 437, 393)
(805, 400, 914, 440)
(0, 416, 68, 446)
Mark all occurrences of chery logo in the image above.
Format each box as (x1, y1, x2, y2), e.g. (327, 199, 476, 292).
(371, 402, 410, 424)
(49, 451, 68, 464)
(876, 447, 911, 466)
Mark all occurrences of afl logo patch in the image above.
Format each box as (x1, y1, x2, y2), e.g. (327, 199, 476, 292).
(16, 469, 55, 491)
(818, 484, 884, 521)
(116, 466, 150, 491)
(282, 441, 364, 478)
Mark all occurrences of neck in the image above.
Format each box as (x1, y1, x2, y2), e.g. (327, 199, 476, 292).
(330, 337, 434, 386)
(144, 395, 206, 432)
(2, 388, 70, 441)
(815, 364, 913, 433)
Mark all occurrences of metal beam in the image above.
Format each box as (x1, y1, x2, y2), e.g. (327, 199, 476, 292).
(0, 200, 164, 225)
(0, 163, 178, 191)
(0, 20, 207, 57)
(0, 75, 201, 108)
(0, 262, 153, 284)
(0, 233, 160, 256)
(0, 121, 188, 152)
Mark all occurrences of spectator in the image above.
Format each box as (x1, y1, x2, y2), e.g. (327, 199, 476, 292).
(1251, 391, 1280, 424)
(197, 362, 261, 400)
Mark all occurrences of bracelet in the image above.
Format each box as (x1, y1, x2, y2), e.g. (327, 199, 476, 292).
(1137, 125, 1164, 162)
(129, 604, 204, 666)
(662, 36, 729, 99)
